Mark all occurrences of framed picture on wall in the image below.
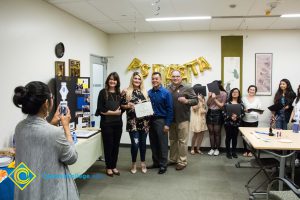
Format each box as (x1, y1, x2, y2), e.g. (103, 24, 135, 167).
(223, 57, 241, 94)
(255, 53, 272, 96)
(69, 59, 80, 77)
(55, 61, 65, 77)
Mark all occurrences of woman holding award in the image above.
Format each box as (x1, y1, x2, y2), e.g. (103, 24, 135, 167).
(121, 72, 150, 174)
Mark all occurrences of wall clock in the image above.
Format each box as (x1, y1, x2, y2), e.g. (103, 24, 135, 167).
(55, 42, 65, 58)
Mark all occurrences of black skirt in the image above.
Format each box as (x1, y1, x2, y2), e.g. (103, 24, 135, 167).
(206, 109, 223, 125)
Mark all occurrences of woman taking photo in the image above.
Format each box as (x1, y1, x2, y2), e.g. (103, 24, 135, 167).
(121, 72, 150, 174)
(95, 72, 123, 177)
(242, 85, 262, 157)
(273, 79, 296, 130)
(206, 80, 227, 156)
(13, 81, 78, 200)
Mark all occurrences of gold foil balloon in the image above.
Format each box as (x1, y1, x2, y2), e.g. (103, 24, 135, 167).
(197, 57, 211, 72)
(186, 67, 192, 85)
(152, 64, 163, 73)
(177, 65, 187, 79)
(140, 64, 150, 77)
(127, 57, 211, 85)
(152, 64, 166, 83)
(190, 65, 198, 76)
(184, 60, 199, 76)
(127, 58, 142, 71)
(165, 66, 173, 81)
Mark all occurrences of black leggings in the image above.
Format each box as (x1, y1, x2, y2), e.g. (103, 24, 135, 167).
(207, 124, 221, 149)
(225, 125, 239, 154)
(242, 121, 258, 152)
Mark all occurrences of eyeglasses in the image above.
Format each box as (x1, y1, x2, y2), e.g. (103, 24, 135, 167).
(133, 77, 141, 80)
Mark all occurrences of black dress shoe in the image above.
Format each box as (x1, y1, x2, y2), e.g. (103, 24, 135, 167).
(232, 153, 238, 158)
(147, 164, 159, 169)
(158, 167, 167, 174)
(226, 153, 232, 159)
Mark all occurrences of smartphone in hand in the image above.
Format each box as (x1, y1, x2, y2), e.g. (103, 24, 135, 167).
(59, 101, 68, 115)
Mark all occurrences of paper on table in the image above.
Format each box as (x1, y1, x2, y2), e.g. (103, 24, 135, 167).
(277, 139, 292, 143)
(75, 130, 98, 138)
(0, 156, 13, 167)
(134, 101, 154, 118)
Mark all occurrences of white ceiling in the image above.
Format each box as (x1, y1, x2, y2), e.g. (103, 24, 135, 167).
(45, 0, 300, 34)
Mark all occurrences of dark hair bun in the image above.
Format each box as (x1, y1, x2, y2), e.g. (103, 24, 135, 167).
(13, 81, 50, 115)
(13, 86, 28, 108)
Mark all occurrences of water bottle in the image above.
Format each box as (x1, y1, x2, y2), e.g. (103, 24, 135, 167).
(292, 123, 299, 133)
(71, 131, 78, 144)
(90, 114, 95, 127)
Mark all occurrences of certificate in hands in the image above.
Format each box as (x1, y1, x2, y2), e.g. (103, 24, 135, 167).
(135, 101, 154, 118)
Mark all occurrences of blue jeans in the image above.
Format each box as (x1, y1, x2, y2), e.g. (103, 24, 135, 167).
(275, 110, 287, 130)
(129, 131, 147, 162)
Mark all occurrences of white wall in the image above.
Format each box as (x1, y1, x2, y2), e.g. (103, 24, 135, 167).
(0, 0, 108, 149)
(108, 30, 300, 146)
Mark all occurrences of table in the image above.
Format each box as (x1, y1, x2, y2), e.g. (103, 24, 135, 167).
(239, 127, 300, 191)
(0, 167, 14, 200)
(69, 131, 102, 175)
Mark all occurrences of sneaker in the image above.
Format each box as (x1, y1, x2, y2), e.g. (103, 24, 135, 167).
(213, 149, 220, 156)
(208, 149, 215, 156)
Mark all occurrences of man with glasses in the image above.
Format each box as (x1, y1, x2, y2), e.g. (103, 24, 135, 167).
(168, 70, 198, 170)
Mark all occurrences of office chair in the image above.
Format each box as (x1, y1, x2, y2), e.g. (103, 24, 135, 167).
(267, 177, 300, 200)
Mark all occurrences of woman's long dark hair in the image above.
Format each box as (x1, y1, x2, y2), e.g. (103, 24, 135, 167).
(274, 79, 296, 104)
(13, 81, 51, 115)
(105, 72, 121, 100)
(296, 85, 300, 104)
(228, 88, 242, 103)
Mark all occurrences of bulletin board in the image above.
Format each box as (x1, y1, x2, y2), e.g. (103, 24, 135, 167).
(55, 76, 90, 128)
